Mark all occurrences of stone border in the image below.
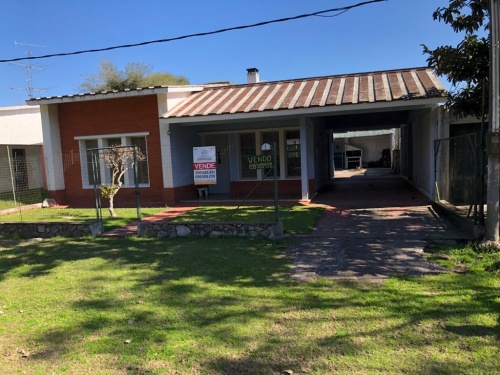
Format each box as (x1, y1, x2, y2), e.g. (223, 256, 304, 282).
(0, 222, 103, 238)
(0, 203, 42, 216)
(138, 221, 285, 239)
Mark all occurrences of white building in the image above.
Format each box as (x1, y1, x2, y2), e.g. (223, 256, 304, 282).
(0, 105, 44, 193)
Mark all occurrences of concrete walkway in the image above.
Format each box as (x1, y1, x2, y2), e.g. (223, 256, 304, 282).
(288, 169, 471, 282)
(101, 207, 197, 237)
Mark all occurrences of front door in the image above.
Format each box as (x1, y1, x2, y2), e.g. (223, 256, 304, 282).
(12, 148, 28, 191)
(204, 134, 230, 194)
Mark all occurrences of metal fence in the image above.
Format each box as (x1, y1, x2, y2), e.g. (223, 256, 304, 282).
(0, 144, 146, 224)
(0, 146, 56, 223)
(434, 133, 485, 225)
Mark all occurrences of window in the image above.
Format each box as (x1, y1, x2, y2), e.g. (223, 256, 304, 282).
(261, 131, 280, 178)
(78, 134, 149, 188)
(131, 137, 149, 184)
(286, 130, 301, 177)
(239, 133, 257, 179)
(85, 139, 100, 185)
(237, 129, 300, 180)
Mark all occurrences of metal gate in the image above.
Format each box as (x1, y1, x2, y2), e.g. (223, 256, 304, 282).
(434, 132, 484, 225)
(88, 145, 144, 229)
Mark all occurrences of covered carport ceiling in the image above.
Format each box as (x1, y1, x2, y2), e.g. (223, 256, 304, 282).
(321, 110, 409, 132)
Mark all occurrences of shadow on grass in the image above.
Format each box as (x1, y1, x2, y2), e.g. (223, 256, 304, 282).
(0, 237, 498, 374)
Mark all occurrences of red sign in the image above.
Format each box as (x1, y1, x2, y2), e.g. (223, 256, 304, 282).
(193, 162, 216, 170)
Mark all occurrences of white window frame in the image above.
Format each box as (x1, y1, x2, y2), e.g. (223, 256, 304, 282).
(76, 132, 150, 189)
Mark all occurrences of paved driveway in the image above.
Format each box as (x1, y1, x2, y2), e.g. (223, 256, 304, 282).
(289, 169, 469, 281)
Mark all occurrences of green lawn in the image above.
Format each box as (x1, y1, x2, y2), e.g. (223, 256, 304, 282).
(0, 205, 325, 235)
(0, 236, 498, 375)
(0, 188, 48, 211)
(174, 205, 326, 235)
(0, 207, 167, 232)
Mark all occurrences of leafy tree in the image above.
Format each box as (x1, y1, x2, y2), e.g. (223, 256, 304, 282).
(79, 60, 190, 92)
(422, 0, 490, 119)
(99, 145, 146, 217)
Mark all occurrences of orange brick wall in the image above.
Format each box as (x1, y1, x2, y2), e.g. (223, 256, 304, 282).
(163, 185, 198, 206)
(56, 95, 165, 207)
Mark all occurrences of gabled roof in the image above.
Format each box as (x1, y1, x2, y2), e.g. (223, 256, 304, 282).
(163, 67, 446, 120)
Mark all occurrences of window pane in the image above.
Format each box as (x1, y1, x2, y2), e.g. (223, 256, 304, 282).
(106, 138, 122, 147)
(85, 139, 100, 185)
(130, 136, 149, 184)
(103, 138, 123, 185)
(261, 131, 280, 178)
(286, 130, 301, 177)
(240, 133, 257, 178)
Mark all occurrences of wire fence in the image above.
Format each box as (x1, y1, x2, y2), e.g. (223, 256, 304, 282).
(1, 140, 308, 224)
(0, 146, 59, 223)
(434, 133, 484, 224)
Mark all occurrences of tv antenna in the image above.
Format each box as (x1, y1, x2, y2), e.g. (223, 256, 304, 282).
(10, 41, 50, 99)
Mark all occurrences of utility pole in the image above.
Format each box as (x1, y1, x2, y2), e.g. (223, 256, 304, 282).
(486, 0, 500, 241)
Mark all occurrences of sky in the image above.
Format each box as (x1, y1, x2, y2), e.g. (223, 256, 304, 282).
(0, 0, 466, 107)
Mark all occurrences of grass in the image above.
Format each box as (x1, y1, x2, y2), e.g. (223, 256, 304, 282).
(425, 240, 500, 274)
(0, 205, 324, 234)
(0, 236, 498, 375)
(174, 205, 326, 235)
(0, 207, 167, 232)
(0, 188, 48, 211)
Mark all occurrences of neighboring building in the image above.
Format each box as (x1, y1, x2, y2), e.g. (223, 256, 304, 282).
(28, 67, 447, 207)
(0, 105, 44, 194)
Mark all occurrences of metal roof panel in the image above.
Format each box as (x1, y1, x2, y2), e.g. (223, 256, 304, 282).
(161, 67, 447, 119)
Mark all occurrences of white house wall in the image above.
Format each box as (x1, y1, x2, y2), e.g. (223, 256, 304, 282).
(0, 145, 44, 193)
(0, 105, 43, 145)
(25, 146, 44, 190)
(343, 134, 392, 166)
(408, 107, 440, 198)
(39, 104, 65, 191)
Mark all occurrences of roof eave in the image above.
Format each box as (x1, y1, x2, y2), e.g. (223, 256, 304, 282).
(161, 97, 446, 124)
(27, 85, 206, 105)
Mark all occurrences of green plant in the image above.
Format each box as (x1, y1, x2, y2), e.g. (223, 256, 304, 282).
(425, 240, 500, 274)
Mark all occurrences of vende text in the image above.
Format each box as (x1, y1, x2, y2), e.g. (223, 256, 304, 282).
(193, 162, 216, 170)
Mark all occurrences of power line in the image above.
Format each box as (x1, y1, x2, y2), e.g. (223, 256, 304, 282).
(0, 0, 385, 64)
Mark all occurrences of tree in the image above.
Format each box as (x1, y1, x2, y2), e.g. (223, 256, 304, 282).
(99, 145, 146, 217)
(422, 0, 490, 119)
(78, 60, 190, 92)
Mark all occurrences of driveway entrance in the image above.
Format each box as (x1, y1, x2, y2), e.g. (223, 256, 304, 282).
(289, 168, 469, 281)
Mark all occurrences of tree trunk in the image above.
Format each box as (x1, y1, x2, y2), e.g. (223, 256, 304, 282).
(108, 194, 117, 217)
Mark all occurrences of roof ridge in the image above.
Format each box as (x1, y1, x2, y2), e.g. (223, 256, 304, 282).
(202, 66, 433, 91)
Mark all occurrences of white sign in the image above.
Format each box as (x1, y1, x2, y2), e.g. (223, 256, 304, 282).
(193, 146, 217, 185)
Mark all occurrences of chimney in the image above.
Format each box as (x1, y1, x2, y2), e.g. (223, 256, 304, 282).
(247, 68, 259, 84)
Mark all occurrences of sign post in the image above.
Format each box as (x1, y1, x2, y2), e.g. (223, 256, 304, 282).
(260, 142, 279, 222)
(193, 146, 217, 186)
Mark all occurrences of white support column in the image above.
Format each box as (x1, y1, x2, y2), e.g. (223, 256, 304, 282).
(159, 121, 174, 188)
(299, 117, 309, 200)
(40, 104, 65, 191)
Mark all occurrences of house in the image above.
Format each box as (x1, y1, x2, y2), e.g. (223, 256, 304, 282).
(27, 67, 447, 207)
(0, 105, 45, 196)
